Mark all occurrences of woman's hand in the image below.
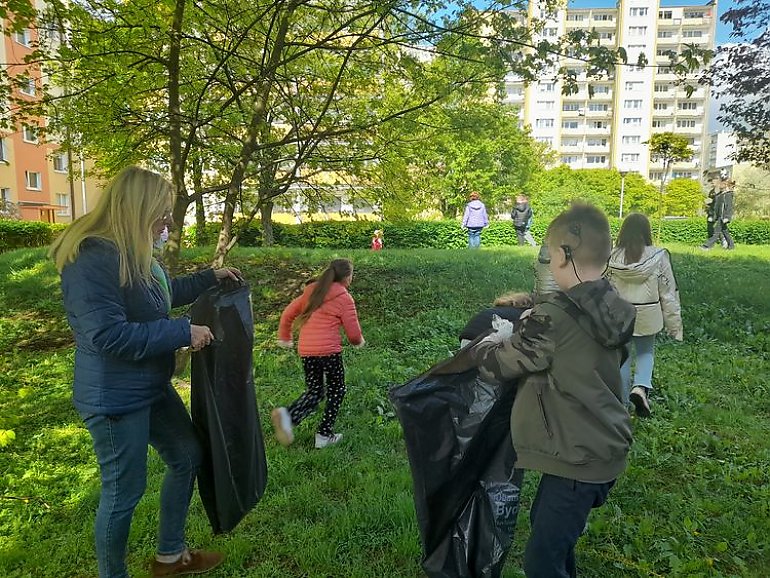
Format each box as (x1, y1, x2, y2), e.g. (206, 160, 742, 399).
(214, 267, 242, 281)
(191, 324, 215, 351)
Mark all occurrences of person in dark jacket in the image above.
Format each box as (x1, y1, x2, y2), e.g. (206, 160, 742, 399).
(472, 203, 635, 578)
(702, 179, 736, 250)
(511, 194, 536, 246)
(49, 166, 240, 578)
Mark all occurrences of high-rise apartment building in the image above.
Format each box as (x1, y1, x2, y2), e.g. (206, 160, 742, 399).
(504, 0, 717, 183)
(1, 12, 102, 223)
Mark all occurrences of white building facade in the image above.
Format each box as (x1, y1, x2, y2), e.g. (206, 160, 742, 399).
(505, 0, 717, 182)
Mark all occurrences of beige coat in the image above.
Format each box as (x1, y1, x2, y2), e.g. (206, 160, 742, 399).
(608, 246, 683, 340)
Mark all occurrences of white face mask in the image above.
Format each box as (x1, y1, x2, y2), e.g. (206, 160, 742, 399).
(154, 225, 169, 250)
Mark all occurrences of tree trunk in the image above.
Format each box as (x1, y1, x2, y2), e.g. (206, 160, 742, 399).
(195, 196, 207, 246)
(260, 200, 275, 246)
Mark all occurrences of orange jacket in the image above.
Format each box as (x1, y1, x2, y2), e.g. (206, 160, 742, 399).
(278, 282, 363, 356)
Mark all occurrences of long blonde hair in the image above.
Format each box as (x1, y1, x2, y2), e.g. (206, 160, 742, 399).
(49, 166, 172, 286)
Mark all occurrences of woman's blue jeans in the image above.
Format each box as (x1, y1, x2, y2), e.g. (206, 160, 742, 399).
(79, 383, 202, 578)
(620, 334, 656, 403)
(467, 227, 483, 248)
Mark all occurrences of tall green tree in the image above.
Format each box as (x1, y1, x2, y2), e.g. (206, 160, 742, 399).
(647, 132, 694, 221)
(664, 178, 704, 217)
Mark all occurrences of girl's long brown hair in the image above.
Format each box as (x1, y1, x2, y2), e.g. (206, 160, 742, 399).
(294, 259, 353, 329)
(616, 213, 652, 264)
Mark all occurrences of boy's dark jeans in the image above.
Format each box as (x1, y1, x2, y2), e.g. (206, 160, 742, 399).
(524, 473, 615, 578)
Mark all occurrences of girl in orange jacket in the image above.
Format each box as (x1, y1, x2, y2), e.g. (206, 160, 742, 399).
(272, 259, 364, 449)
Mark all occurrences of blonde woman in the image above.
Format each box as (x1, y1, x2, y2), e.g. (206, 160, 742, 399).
(50, 166, 239, 578)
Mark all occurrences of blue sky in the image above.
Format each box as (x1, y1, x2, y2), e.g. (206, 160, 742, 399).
(568, 0, 737, 46)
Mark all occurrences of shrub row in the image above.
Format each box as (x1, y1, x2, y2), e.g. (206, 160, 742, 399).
(0, 220, 67, 251)
(5, 217, 770, 252)
(190, 217, 770, 249)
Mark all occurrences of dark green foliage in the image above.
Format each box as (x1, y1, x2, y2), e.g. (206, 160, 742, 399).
(0, 221, 66, 251)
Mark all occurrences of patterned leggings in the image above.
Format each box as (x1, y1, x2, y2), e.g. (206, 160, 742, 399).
(288, 353, 346, 437)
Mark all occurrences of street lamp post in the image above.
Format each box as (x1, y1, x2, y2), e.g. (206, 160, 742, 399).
(619, 170, 628, 218)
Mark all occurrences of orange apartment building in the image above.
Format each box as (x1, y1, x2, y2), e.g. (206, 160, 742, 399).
(1, 16, 103, 223)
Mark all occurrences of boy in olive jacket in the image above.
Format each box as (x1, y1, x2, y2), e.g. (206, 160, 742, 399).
(472, 204, 636, 578)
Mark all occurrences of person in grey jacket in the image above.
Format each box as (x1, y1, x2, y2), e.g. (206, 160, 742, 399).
(702, 179, 736, 250)
(49, 166, 240, 578)
(609, 213, 683, 417)
(461, 191, 489, 248)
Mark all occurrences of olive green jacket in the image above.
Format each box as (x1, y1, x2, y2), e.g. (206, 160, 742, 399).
(473, 279, 636, 483)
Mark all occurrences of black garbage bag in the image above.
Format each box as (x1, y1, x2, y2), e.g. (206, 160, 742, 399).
(190, 279, 268, 534)
(389, 342, 523, 578)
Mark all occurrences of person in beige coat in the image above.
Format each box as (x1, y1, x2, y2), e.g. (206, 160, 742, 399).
(608, 213, 683, 417)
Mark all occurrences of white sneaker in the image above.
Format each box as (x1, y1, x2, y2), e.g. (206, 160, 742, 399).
(314, 433, 343, 449)
(271, 407, 294, 446)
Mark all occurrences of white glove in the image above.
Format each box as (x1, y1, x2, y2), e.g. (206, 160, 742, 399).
(277, 339, 294, 349)
(491, 314, 514, 340)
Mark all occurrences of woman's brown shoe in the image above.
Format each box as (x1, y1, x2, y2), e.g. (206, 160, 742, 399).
(151, 549, 224, 576)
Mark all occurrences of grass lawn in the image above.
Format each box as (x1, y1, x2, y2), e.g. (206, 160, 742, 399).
(1, 244, 769, 577)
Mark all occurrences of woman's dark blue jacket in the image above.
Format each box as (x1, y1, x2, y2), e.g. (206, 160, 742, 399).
(60, 238, 217, 415)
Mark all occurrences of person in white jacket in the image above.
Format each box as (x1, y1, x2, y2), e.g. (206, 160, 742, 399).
(608, 213, 683, 417)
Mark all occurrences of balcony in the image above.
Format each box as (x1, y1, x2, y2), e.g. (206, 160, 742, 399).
(585, 126, 611, 135)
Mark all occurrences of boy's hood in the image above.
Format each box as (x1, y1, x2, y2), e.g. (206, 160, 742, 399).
(609, 247, 665, 281)
(558, 279, 635, 348)
(467, 200, 485, 210)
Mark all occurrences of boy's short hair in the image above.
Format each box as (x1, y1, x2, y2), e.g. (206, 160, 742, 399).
(546, 203, 611, 268)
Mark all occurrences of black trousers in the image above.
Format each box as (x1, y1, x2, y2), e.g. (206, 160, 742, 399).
(288, 353, 346, 437)
(703, 221, 734, 249)
(523, 474, 615, 578)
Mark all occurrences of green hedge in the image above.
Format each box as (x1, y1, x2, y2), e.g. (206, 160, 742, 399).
(6, 217, 770, 252)
(189, 217, 770, 249)
(0, 220, 66, 251)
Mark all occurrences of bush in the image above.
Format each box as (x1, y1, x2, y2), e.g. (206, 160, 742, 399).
(0, 220, 66, 251)
(217, 217, 770, 248)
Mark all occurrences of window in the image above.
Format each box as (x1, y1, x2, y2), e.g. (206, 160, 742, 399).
(537, 100, 555, 110)
(587, 138, 607, 147)
(566, 14, 584, 21)
(563, 103, 581, 112)
(535, 118, 554, 128)
(624, 99, 643, 109)
(13, 29, 31, 47)
(623, 117, 642, 127)
(538, 83, 555, 93)
(652, 119, 666, 128)
(562, 137, 579, 146)
(22, 126, 38, 143)
(53, 152, 68, 172)
(628, 44, 646, 51)
(598, 32, 614, 40)
(0, 138, 6, 162)
(621, 153, 640, 163)
(657, 48, 671, 57)
(622, 135, 641, 144)
(628, 26, 647, 36)
(593, 14, 613, 21)
(591, 121, 608, 129)
(562, 120, 579, 129)
(654, 103, 668, 110)
(659, 66, 673, 74)
(56, 193, 71, 216)
(0, 188, 10, 203)
(625, 81, 643, 91)
(659, 10, 673, 19)
(658, 31, 674, 38)
(562, 155, 580, 164)
(19, 77, 35, 97)
(678, 102, 698, 111)
(536, 137, 553, 145)
(586, 155, 607, 164)
(654, 84, 669, 93)
(592, 85, 611, 94)
(673, 171, 693, 178)
(684, 11, 703, 19)
(630, 7, 648, 16)
(677, 119, 697, 128)
(683, 30, 703, 38)
(588, 103, 608, 112)
(25, 171, 42, 190)
(506, 84, 523, 97)
(543, 27, 558, 37)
